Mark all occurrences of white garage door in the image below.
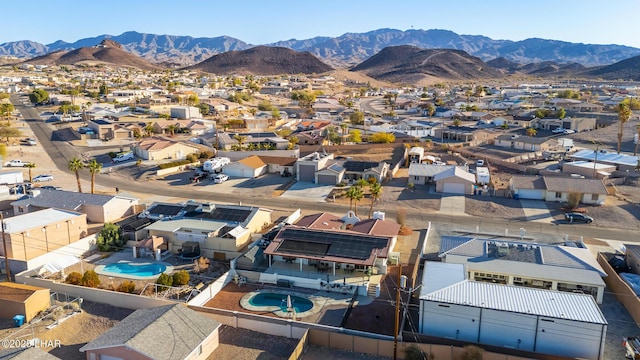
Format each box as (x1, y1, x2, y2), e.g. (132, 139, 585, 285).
(517, 189, 545, 200)
(442, 182, 466, 194)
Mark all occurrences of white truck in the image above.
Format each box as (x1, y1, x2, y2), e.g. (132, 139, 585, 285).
(4, 159, 31, 167)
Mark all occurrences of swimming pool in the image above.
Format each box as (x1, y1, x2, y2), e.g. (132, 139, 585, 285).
(248, 293, 313, 313)
(95, 261, 174, 279)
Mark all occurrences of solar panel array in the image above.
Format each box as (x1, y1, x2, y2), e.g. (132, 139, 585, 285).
(278, 240, 330, 256)
(278, 228, 389, 260)
(343, 161, 379, 172)
(148, 204, 184, 216)
(184, 207, 252, 223)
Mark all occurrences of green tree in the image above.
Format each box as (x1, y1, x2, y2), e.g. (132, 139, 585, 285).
(96, 223, 123, 252)
(233, 134, 247, 150)
(556, 108, 566, 119)
(186, 94, 199, 106)
(368, 182, 383, 218)
(349, 110, 365, 125)
(0, 143, 6, 160)
(198, 103, 209, 115)
(617, 102, 632, 154)
(156, 273, 173, 290)
(369, 132, 395, 143)
(349, 129, 362, 143)
(258, 100, 274, 111)
(426, 103, 435, 117)
(0, 93, 9, 100)
(166, 124, 178, 137)
(291, 90, 320, 112)
(452, 118, 462, 127)
(345, 185, 364, 216)
(99, 82, 109, 96)
(0, 126, 22, 143)
(0, 103, 14, 123)
(526, 127, 537, 137)
(58, 103, 80, 116)
(68, 157, 84, 193)
(287, 135, 299, 150)
(28, 89, 50, 104)
(25, 163, 36, 182)
(87, 159, 102, 194)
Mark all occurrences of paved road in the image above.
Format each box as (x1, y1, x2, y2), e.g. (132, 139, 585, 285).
(12, 97, 638, 242)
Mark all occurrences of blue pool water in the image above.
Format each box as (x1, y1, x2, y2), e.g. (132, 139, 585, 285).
(249, 293, 313, 313)
(102, 262, 167, 277)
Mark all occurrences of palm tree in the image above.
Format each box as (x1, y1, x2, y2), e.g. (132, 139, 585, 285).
(345, 185, 364, 216)
(25, 163, 35, 182)
(617, 102, 632, 154)
(166, 124, 178, 137)
(368, 182, 383, 218)
(526, 127, 537, 137)
(144, 124, 155, 137)
(635, 124, 640, 156)
(68, 157, 84, 193)
(233, 134, 247, 150)
(87, 159, 102, 194)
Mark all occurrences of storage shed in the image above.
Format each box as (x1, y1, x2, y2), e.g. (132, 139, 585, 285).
(419, 280, 607, 360)
(0, 282, 50, 322)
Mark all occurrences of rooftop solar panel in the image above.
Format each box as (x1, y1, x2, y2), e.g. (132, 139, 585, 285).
(148, 204, 184, 216)
(184, 207, 252, 223)
(278, 228, 389, 260)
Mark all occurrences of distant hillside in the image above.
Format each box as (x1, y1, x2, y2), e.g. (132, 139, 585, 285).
(588, 54, 640, 81)
(2, 28, 639, 68)
(23, 39, 162, 71)
(187, 46, 333, 75)
(351, 46, 503, 84)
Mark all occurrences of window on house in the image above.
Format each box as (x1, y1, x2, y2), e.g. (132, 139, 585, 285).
(555, 192, 562, 198)
(591, 194, 598, 201)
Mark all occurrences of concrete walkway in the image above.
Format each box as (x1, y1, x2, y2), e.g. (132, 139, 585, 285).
(520, 199, 553, 223)
(439, 195, 467, 215)
(280, 182, 335, 203)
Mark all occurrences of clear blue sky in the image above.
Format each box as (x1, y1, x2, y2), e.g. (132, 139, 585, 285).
(3, 0, 639, 48)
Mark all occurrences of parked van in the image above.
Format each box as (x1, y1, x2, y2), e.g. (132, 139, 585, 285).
(112, 152, 135, 163)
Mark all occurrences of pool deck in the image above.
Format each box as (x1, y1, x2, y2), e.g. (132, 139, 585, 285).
(239, 288, 372, 319)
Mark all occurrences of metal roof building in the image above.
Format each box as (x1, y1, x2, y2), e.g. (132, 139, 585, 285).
(419, 280, 607, 360)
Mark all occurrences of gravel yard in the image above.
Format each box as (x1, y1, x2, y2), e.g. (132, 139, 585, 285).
(465, 196, 526, 220)
(210, 326, 299, 360)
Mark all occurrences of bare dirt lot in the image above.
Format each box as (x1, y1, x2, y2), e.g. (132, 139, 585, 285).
(211, 326, 299, 360)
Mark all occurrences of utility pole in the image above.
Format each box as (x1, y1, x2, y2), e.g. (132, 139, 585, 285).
(1, 213, 11, 282)
(393, 263, 404, 360)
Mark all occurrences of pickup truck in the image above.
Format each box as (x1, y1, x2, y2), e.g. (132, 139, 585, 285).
(4, 159, 31, 167)
(624, 336, 640, 359)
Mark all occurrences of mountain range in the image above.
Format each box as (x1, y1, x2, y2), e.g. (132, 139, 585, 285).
(2, 28, 640, 68)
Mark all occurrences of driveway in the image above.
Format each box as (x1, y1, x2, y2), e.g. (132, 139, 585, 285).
(439, 195, 467, 215)
(280, 182, 335, 203)
(519, 199, 553, 223)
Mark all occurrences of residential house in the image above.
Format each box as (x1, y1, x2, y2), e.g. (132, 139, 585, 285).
(132, 137, 200, 160)
(571, 149, 640, 172)
(494, 134, 554, 152)
(408, 147, 425, 164)
(258, 156, 296, 176)
(0, 282, 50, 322)
(510, 175, 608, 204)
(562, 161, 616, 179)
(419, 280, 606, 360)
(436, 126, 496, 144)
(185, 121, 208, 135)
(116, 216, 156, 241)
(434, 167, 476, 194)
(296, 131, 328, 145)
(216, 132, 289, 151)
(532, 117, 596, 132)
(315, 163, 346, 185)
(343, 161, 389, 183)
(151, 120, 191, 136)
(263, 225, 394, 276)
(170, 106, 200, 119)
(0, 209, 88, 262)
(296, 152, 333, 182)
(408, 164, 459, 185)
(295, 120, 332, 132)
(11, 189, 138, 223)
(438, 236, 607, 303)
(87, 119, 116, 140)
(80, 304, 221, 360)
(223, 155, 267, 178)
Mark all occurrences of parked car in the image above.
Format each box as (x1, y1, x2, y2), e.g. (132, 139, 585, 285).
(476, 159, 485, 167)
(20, 138, 37, 146)
(32, 174, 54, 182)
(212, 174, 229, 184)
(564, 212, 593, 223)
(112, 152, 135, 163)
(563, 129, 576, 134)
(38, 185, 60, 190)
(552, 127, 565, 133)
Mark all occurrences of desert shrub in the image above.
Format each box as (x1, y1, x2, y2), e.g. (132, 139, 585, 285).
(108, 151, 117, 158)
(198, 151, 214, 159)
(156, 272, 173, 289)
(117, 280, 137, 293)
(96, 223, 123, 252)
(158, 159, 192, 169)
(405, 344, 433, 360)
(185, 153, 199, 163)
(460, 345, 484, 360)
(65, 271, 83, 285)
(81, 270, 100, 288)
(396, 207, 407, 228)
(172, 270, 190, 286)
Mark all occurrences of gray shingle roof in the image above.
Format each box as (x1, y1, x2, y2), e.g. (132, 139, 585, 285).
(510, 175, 546, 190)
(11, 189, 116, 210)
(543, 177, 607, 194)
(80, 304, 220, 359)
